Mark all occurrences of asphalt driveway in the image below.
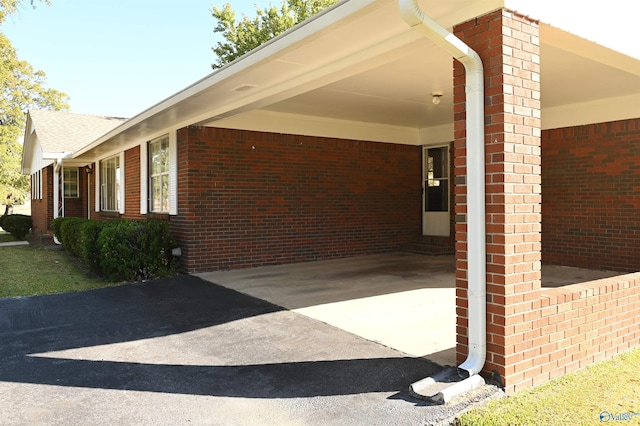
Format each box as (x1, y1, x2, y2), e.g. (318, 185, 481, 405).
(0, 275, 497, 425)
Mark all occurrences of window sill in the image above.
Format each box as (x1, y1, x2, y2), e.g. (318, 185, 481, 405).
(147, 212, 170, 221)
(99, 211, 121, 219)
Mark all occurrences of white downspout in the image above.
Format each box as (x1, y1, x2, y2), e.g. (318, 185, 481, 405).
(399, 0, 486, 378)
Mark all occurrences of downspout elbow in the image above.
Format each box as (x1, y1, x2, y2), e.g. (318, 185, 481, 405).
(399, 0, 486, 378)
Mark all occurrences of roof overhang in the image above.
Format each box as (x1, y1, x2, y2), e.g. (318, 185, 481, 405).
(72, 0, 639, 161)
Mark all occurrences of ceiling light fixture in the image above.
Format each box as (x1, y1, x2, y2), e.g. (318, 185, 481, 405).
(432, 91, 444, 105)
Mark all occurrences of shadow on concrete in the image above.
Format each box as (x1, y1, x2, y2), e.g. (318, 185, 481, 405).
(0, 275, 440, 399)
(198, 253, 456, 310)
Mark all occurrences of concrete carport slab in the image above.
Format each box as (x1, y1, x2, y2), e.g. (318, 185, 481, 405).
(198, 252, 622, 367)
(198, 253, 458, 366)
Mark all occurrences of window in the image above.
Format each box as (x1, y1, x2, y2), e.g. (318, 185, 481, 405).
(425, 146, 449, 212)
(149, 136, 170, 213)
(140, 132, 176, 216)
(63, 168, 79, 198)
(100, 156, 121, 211)
(31, 170, 42, 200)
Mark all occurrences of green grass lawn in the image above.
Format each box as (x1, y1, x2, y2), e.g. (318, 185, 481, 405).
(0, 231, 16, 243)
(0, 245, 121, 297)
(458, 348, 640, 426)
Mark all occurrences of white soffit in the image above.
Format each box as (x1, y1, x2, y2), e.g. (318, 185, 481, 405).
(506, 0, 640, 59)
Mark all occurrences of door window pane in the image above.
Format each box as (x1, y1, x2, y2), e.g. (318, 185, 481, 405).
(425, 147, 449, 212)
(63, 168, 79, 198)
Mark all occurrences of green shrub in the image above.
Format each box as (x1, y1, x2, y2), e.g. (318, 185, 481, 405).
(1, 214, 32, 240)
(97, 220, 179, 282)
(0, 213, 7, 231)
(79, 220, 108, 273)
(59, 217, 88, 256)
(51, 216, 71, 239)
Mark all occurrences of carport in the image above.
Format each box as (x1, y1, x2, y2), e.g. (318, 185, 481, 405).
(198, 252, 619, 368)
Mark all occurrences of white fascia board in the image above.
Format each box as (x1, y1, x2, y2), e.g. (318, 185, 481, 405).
(73, 0, 378, 159)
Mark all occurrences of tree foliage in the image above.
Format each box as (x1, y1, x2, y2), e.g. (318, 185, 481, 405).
(1, 0, 69, 203)
(0, 0, 49, 24)
(211, 0, 339, 69)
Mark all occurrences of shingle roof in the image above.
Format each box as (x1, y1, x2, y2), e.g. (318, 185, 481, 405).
(29, 109, 128, 154)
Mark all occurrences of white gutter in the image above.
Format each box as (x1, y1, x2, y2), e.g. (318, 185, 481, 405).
(398, 0, 487, 380)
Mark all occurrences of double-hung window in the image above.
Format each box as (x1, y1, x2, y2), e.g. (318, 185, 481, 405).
(63, 168, 79, 198)
(100, 156, 121, 212)
(149, 136, 170, 213)
(140, 132, 175, 216)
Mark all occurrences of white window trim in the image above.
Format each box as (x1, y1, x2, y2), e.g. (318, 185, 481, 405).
(168, 131, 177, 216)
(95, 161, 100, 212)
(140, 142, 148, 215)
(96, 153, 125, 214)
(140, 131, 177, 216)
(119, 152, 125, 214)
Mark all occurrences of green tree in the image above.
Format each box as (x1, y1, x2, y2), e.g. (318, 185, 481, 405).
(211, 0, 338, 69)
(1, 0, 69, 204)
(1, 0, 48, 24)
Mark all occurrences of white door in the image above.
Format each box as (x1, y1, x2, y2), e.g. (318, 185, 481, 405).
(422, 145, 450, 236)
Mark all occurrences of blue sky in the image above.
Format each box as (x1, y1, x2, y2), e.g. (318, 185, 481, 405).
(3, 0, 271, 118)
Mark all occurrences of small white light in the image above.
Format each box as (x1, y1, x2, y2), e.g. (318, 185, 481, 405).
(432, 91, 443, 105)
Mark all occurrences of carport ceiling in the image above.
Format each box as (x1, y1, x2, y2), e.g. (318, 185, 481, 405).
(262, 27, 639, 129)
(263, 40, 453, 128)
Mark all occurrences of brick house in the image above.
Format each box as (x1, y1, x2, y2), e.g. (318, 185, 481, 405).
(21, 0, 639, 394)
(21, 110, 127, 234)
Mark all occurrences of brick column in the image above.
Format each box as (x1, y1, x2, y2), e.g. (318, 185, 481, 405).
(454, 9, 542, 394)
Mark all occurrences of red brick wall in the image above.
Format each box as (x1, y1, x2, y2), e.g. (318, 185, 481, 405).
(455, 9, 543, 394)
(30, 165, 53, 235)
(124, 147, 143, 220)
(532, 274, 640, 387)
(173, 127, 421, 273)
(542, 119, 640, 272)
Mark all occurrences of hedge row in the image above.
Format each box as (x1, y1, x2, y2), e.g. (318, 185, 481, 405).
(52, 217, 180, 282)
(0, 214, 32, 240)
